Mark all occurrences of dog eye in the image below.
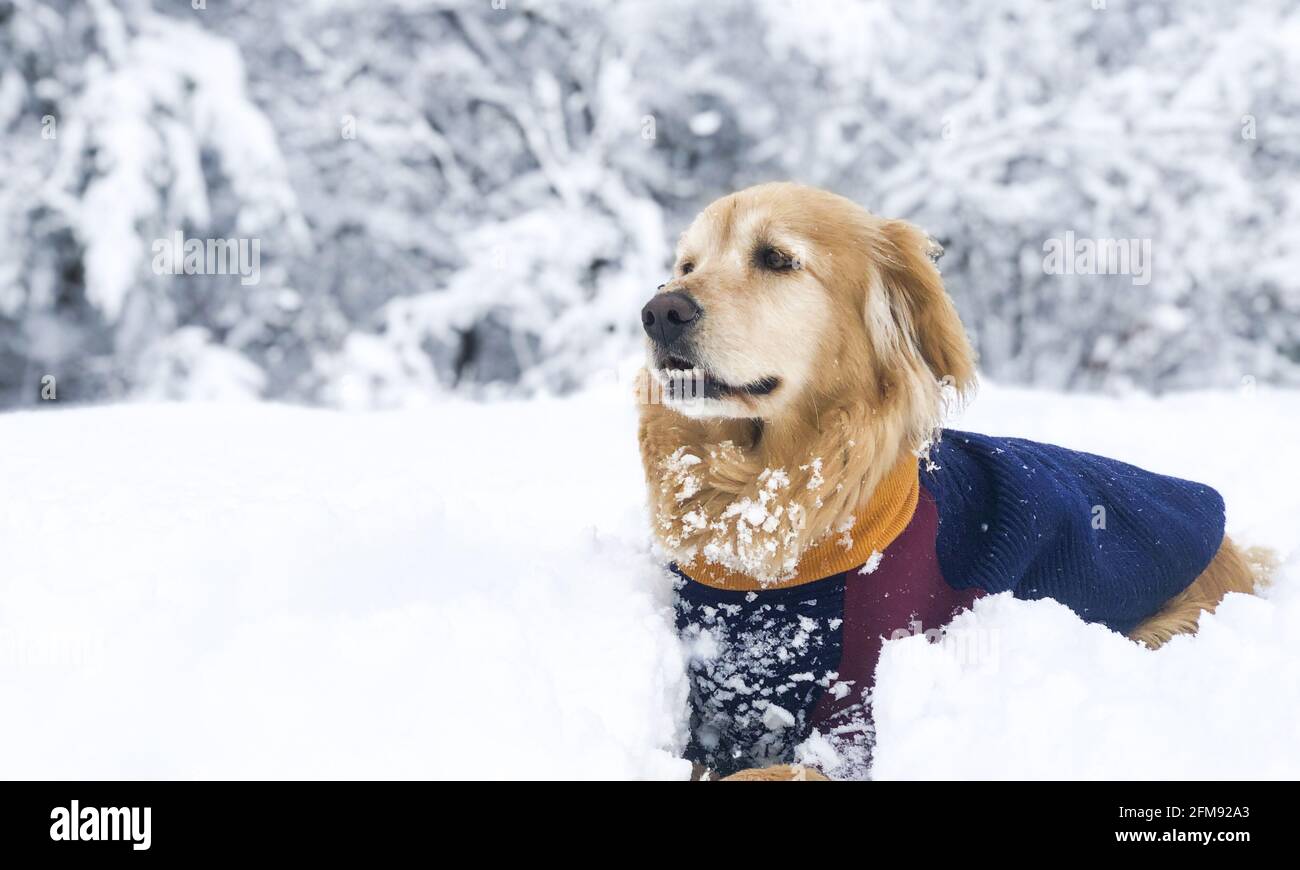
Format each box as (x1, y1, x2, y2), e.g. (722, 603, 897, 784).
(679, 262, 695, 275)
(758, 247, 797, 271)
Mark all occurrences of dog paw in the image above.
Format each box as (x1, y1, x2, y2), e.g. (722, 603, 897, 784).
(718, 764, 828, 781)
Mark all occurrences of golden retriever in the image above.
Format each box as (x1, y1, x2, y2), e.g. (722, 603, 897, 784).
(635, 182, 1266, 780)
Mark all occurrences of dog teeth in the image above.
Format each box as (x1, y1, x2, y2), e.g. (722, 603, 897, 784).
(656, 366, 707, 401)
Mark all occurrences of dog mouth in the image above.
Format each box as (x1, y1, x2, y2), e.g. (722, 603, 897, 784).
(653, 353, 780, 400)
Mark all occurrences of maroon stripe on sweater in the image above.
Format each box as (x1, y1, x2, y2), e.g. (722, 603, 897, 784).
(810, 485, 983, 728)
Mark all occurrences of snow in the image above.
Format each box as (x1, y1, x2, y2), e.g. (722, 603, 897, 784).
(871, 587, 1300, 779)
(0, 389, 688, 779)
(871, 383, 1300, 780)
(859, 551, 884, 575)
(70, 10, 303, 322)
(7, 2, 1300, 407)
(2, 378, 1298, 778)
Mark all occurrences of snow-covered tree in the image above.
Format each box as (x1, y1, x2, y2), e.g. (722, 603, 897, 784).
(2, 0, 1297, 408)
(1, 0, 307, 403)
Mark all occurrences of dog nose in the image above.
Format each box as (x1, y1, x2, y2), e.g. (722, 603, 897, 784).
(641, 291, 701, 346)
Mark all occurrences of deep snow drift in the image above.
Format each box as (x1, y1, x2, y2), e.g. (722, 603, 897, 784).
(0, 391, 686, 779)
(1, 380, 1296, 779)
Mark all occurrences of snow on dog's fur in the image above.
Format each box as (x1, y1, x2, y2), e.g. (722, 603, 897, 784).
(637, 182, 973, 584)
(637, 182, 1263, 638)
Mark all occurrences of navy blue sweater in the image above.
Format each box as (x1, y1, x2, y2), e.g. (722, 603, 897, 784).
(925, 430, 1225, 635)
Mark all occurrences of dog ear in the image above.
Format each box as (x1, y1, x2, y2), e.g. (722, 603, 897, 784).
(877, 219, 976, 395)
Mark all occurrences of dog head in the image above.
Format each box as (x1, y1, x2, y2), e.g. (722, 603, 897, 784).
(641, 182, 974, 436)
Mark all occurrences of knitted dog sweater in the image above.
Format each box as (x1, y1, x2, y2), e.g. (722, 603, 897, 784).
(673, 429, 1225, 776)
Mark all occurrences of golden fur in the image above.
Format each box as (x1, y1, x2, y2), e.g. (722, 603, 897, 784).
(638, 183, 973, 583)
(638, 183, 1265, 778)
(1130, 538, 1272, 649)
